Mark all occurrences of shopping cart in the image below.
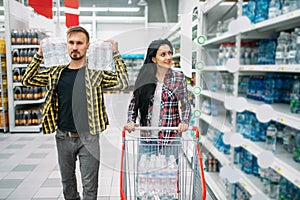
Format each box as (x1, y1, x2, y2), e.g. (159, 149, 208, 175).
(120, 126, 206, 200)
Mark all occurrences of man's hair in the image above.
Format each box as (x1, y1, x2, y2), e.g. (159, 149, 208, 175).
(67, 26, 90, 42)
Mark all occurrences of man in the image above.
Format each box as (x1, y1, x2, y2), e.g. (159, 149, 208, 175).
(22, 26, 129, 199)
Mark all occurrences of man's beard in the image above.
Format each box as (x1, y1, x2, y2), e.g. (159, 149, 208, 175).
(70, 53, 83, 61)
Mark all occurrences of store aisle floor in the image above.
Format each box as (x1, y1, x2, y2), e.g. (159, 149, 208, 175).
(0, 94, 129, 200)
(0, 94, 212, 200)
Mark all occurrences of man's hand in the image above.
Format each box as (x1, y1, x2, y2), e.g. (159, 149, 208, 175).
(104, 40, 118, 53)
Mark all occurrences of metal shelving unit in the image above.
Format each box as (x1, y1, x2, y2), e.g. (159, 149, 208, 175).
(3, 0, 52, 133)
(195, 0, 300, 199)
(0, 49, 8, 132)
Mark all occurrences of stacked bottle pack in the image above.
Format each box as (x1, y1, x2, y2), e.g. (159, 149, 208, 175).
(243, 0, 300, 24)
(238, 74, 300, 114)
(137, 154, 178, 199)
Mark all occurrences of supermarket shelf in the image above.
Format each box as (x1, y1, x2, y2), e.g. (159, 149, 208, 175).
(245, 98, 300, 130)
(14, 98, 45, 106)
(203, 9, 300, 48)
(201, 89, 231, 103)
(11, 124, 42, 133)
(202, 136, 271, 198)
(201, 89, 300, 130)
(200, 113, 231, 133)
(203, 32, 236, 47)
(239, 64, 300, 73)
(242, 9, 300, 37)
(11, 44, 39, 50)
(203, 0, 224, 14)
(204, 172, 228, 200)
(202, 65, 229, 72)
(13, 82, 22, 87)
(242, 139, 300, 189)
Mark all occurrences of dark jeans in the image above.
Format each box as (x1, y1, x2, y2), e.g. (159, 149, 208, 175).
(55, 129, 100, 200)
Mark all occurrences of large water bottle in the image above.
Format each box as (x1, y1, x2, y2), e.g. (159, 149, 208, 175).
(293, 131, 300, 163)
(266, 123, 278, 153)
(255, 0, 270, 23)
(217, 42, 226, 66)
(289, 0, 298, 11)
(247, 0, 256, 23)
(290, 75, 300, 113)
(269, 169, 281, 199)
(282, 0, 290, 14)
(288, 30, 297, 64)
(275, 32, 289, 65)
(268, 0, 281, 19)
(264, 74, 275, 104)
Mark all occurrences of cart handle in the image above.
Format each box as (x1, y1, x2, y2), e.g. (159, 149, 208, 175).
(122, 125, 200, 139)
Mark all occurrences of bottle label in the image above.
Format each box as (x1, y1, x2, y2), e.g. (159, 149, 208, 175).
(275, 52, 283, 59)
(288, 50, 297, 58)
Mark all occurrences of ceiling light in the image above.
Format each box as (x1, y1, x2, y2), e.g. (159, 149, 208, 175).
(137, 0, 148, 6)
(128, 0, 132, 4)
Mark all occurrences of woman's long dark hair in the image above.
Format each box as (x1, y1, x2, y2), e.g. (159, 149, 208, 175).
(133, 39, 173, 126)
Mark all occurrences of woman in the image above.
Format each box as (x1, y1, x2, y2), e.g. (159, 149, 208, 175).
(126, 38, 192, 158)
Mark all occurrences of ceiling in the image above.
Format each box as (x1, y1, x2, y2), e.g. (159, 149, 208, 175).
(1, 0, 179, 23)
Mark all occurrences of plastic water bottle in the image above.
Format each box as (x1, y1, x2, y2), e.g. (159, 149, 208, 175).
(217, 42, 226, 66)
(268, 0, 281, 19)
(290, 75, 300, 114)
(275, 32, 289, 65)
(282, 0, 290, 14)
(293, 131, 300, 163)
(266, 123, 278, 153)
(264, 74, 275, 104)
(295, 28, 300, 64)
(137, 155, 147, 197)
(269, 170, 281, 199)
(289, 0, 298, 11)
(288, 30, 297, 64)
(262, 168, 270, 194)
(247, 0, 256, 23)
(254, 0, 269, 23)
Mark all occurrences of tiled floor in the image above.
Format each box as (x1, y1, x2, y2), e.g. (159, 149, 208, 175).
(0, 94, 212, 200)
(0, 94, 129, 200)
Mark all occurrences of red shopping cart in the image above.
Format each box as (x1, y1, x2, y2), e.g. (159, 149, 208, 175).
(120, 126, 206, 200)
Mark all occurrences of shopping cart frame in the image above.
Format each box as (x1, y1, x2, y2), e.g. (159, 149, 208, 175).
(120, 126, 206, 200)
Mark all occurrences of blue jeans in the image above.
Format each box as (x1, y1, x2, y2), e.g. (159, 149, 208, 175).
(55, 129, 100, 200)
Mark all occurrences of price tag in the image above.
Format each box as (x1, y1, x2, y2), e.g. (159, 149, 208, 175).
(250, 107, 255, 112)
(240, 66, 245, 70)
(250, 66, 255, 70)
(243, 144, 248, 149)
(276, 167, 282, 174)
(265, 66, 270, 71)
(242, 183, 247, 188)
(280, 66, 286, 71)
(279, 117, 285, 124)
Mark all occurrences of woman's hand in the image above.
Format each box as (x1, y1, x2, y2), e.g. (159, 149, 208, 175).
(125, 122, 138, 132)
(178, 123, 189, 132)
